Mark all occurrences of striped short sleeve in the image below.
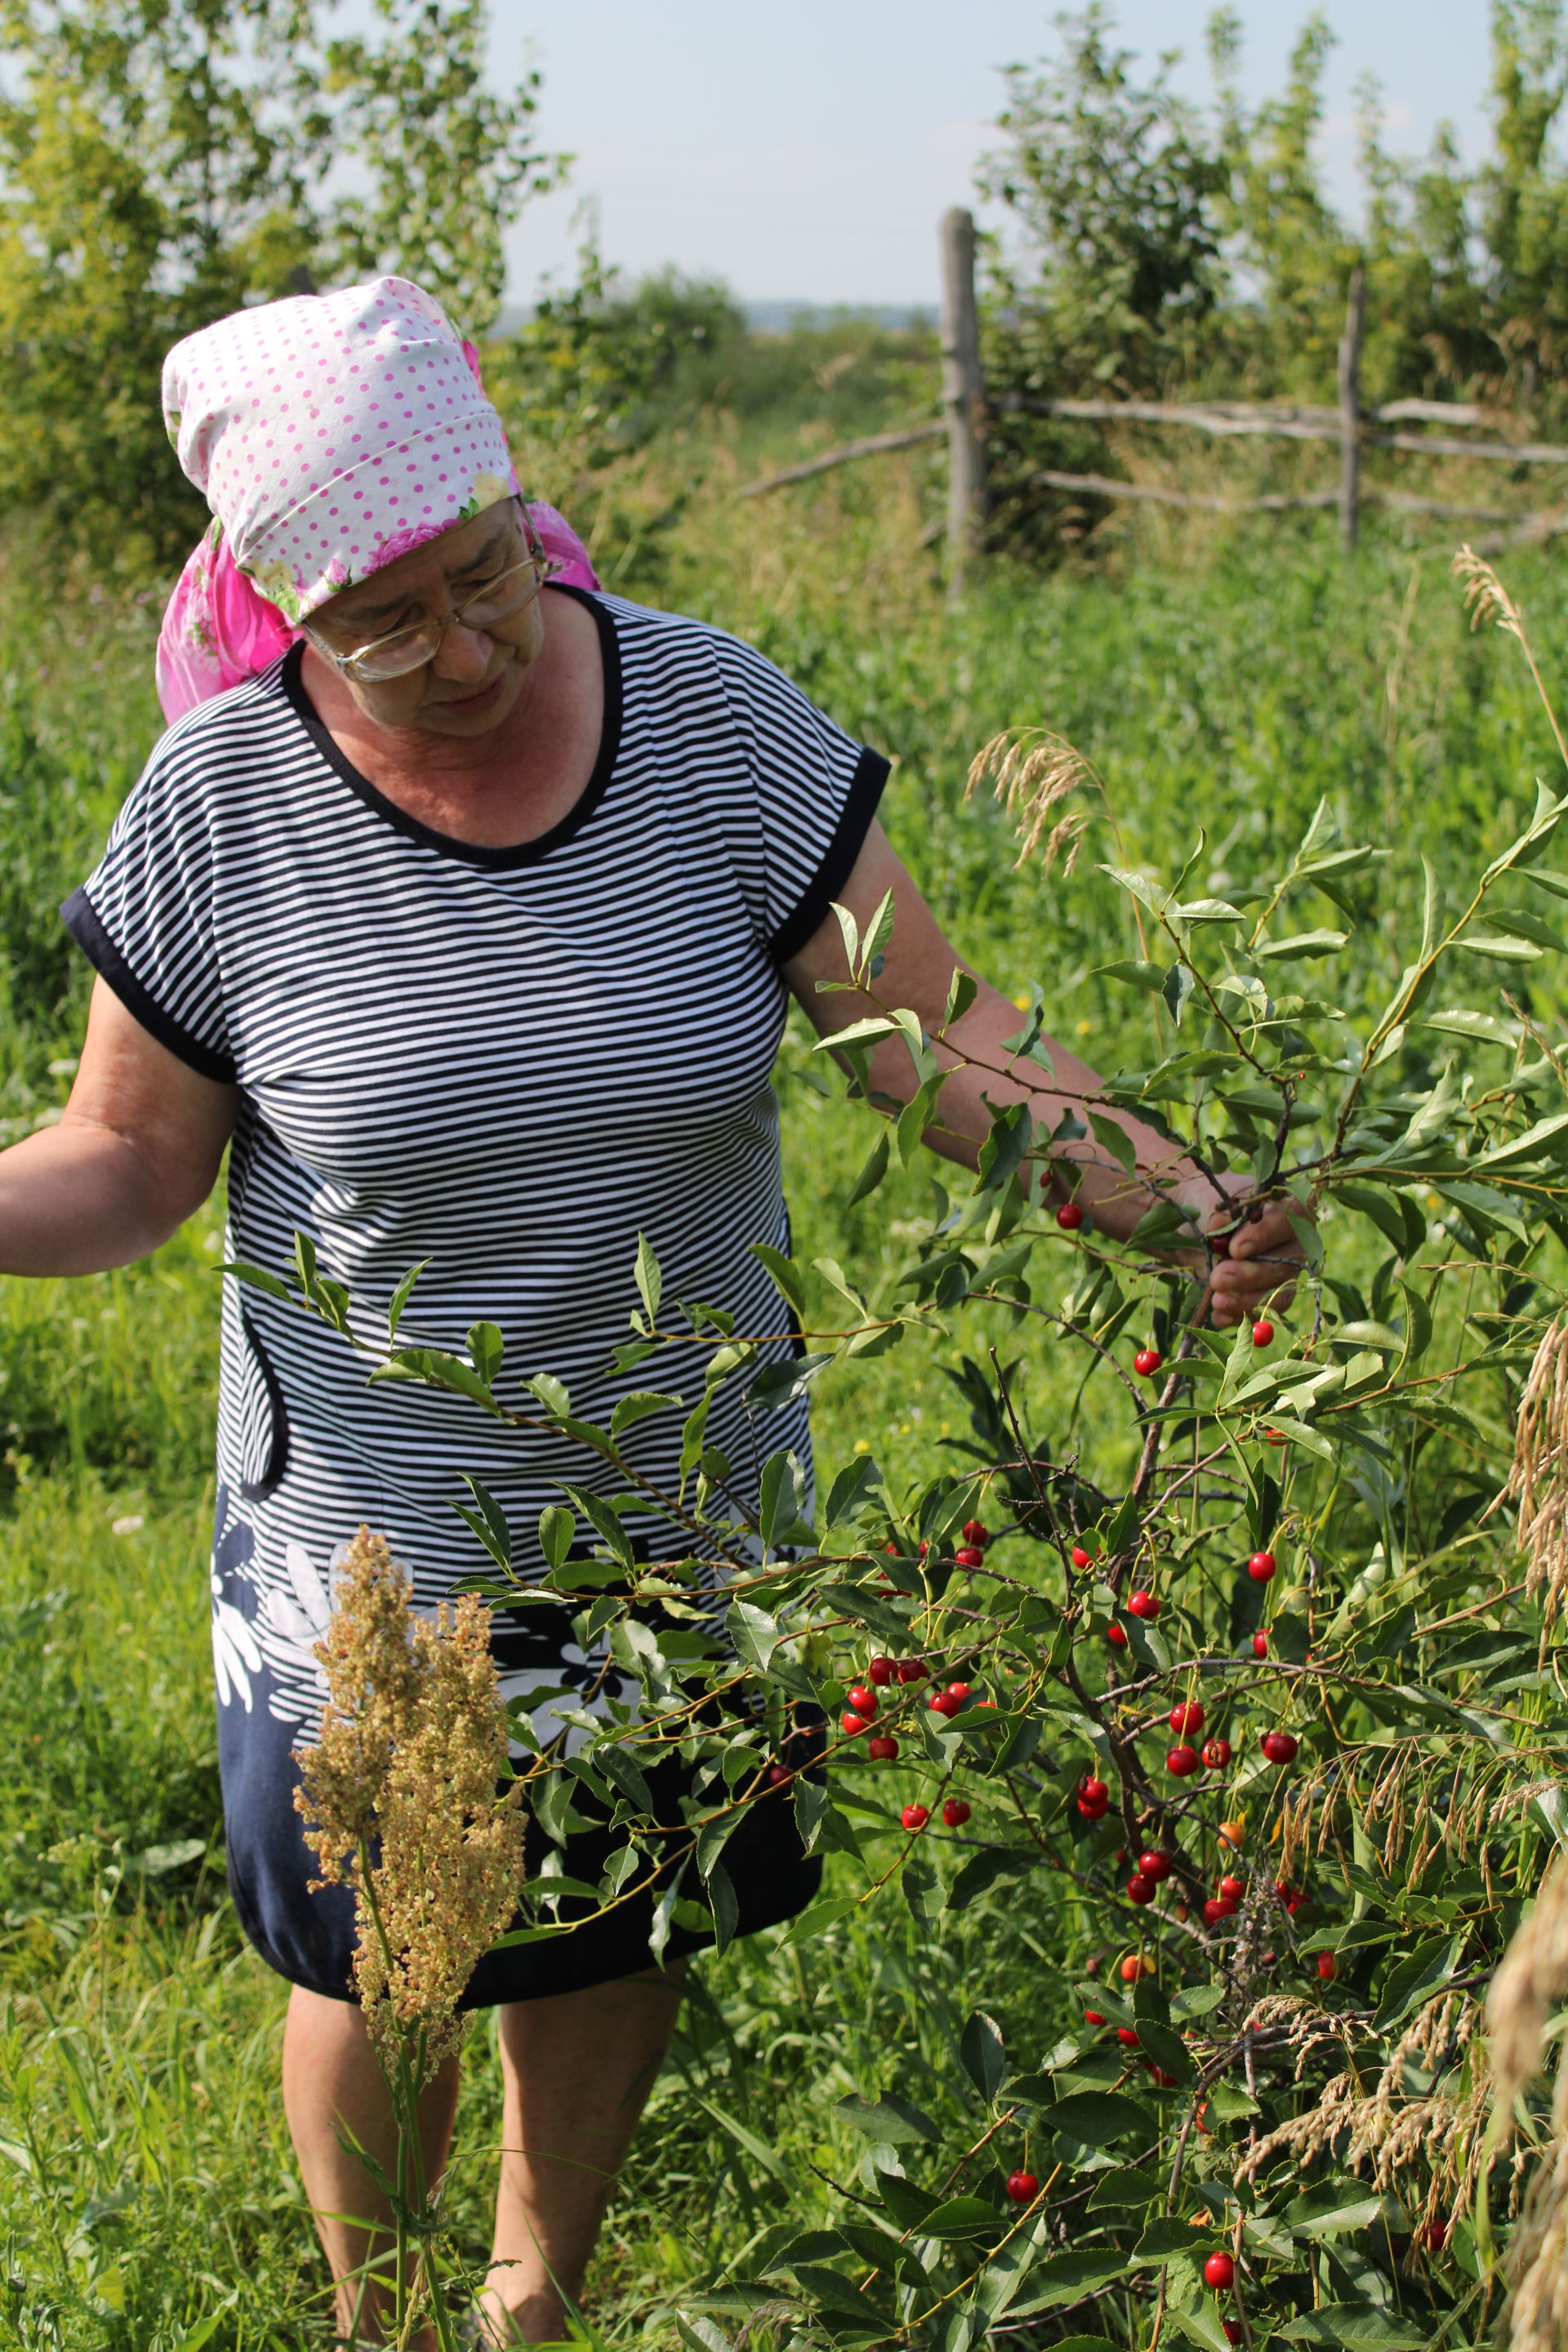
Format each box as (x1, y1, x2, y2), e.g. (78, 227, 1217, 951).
(60, 706, 237, 1085)
(708, 630, 890, 963)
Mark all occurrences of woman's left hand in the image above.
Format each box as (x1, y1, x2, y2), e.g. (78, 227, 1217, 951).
(1165, 1172, 1310, 1330)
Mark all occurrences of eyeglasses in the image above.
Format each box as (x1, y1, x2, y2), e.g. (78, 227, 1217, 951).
(304, 504, 563, 683)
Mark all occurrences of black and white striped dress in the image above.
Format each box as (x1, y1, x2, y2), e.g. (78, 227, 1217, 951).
(64, 586, 888, 1998)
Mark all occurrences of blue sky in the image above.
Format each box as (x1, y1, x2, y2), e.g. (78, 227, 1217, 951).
(494, 2, 1496, 307)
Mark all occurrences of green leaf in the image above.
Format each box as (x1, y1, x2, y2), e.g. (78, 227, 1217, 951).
(1132, 2217, 1204, 2265)
(1087, 2166, 1164, 2210)
(537, 1503, 575, 1571)
(759, 1450, 810, 1548)
(1419, 1008, 1521, 1046)
(1008, 2250, 1130, 2315)
(1048, 2091, 1148, 2145)
(1491, 906, 1568, 952)
(1281, 2307, 1427, 2347)
(1127, 1196, 1199, 1251)
(833, 2092, 941, 2145)
(959, 2010, 1008, 2100)
(1524, 865, 1568, 901)
(218, 1258, 294, 1303)
(895, 1071, 947, 1168)
(555, 1484, 635, 1570)
(775, 1895, 858, 1946)
(385, 1256, 430, 1339)
(750, 1241, 807, 1318)
(1474, 1111, 1568, 1169)
(675, 2316, 736, 2352)
(633, 1232, 663, 1325)
(1453, 930, 1543, 960)
(610, 1389, 681, 1438)
(1088, 1111, 1138, 1177)
(844, 1128, 890, 1207)
(451, 1475, 510, 1571)
(1253, 929, 1348, 960)
(1283, 2189, 1389, 2239)
(725, 1599, 782, 1673)
(919, 2195, 1000, 2240)
(1094, 959, 1168, 992)
(466, 1320, 504, 1385)
(528, 1372, 571, 1417)
(943, 966, 979, 1027)
(815, 1014, 899, 1052)
(1374, 1931, 1463, 2030)
(947, 1846, 1036, 1913)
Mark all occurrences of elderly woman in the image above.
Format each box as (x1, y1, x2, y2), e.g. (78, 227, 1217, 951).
(0, 278, 1296, 2345)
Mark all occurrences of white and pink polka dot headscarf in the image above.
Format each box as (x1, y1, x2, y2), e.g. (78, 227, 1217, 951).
(154, 276, 599, 723)
(163, 274, 523, 623)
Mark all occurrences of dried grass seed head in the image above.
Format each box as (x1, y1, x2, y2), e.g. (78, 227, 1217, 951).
(1453, 544, 1526, 644)
(964, 725, 1102, 872)
(294, 1526, 526, 2077)
(1490, 1850, 1568, 2130)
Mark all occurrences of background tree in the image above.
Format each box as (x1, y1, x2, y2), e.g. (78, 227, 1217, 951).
(0, 0, 561, 571)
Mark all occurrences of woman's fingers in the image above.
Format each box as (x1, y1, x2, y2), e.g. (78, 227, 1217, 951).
(1204, 1200, 1307, 1325)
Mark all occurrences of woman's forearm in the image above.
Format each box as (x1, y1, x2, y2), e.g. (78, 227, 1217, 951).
(0, 1118, 198, 1275)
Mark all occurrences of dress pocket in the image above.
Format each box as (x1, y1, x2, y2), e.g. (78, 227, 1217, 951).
(237, 1306, 291, 1503)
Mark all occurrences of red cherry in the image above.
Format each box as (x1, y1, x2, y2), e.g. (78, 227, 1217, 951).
(867, 1733, 899, 1760)
(895, 1657, 929, 1684)
(1076, 1794, 1109, 1819)
(1169, 1702, 1205, 1735)
(1128, 1590, 1159, 1619)
(1251, 1318, 1274, 1347)
(1421, 2217, 1448, 2251)
(901, 1803, 929, 1830)
(1202, 1897, 1223, 1924)
(942, 1798, 971, 1828)
(1317, 1951, 1337, 1981)
(1261, 1730, 1298, 1765)
(946, 1682, 973, 1702)
(1057, 1201, 1085, 1230)
(929, 1690, 961, 1717)
(867, 1655, 895, 1686)
(1147, 2062, 1177, 2087)
(1167, 1744, 1200, 1777)
(1248, 1550, 1276, 1583)
(841, 1712, 872, 1738)
(1285, 1895, 1304, 1914)
(961, 1520, 991, 1547)
(1071, 1544, 1094, 1569)
(767, 1762, 792, 1786)
(956, 1546, 985, 1569)
(1005, 2167, 1039, 2203)
(1134, 1348, 1163, 1377)
(1079, 1775, 1109, 1805)
(1120, 1954, 1152, 1982)
(1219, 1874, 1245, 1900)
(1138, 1851, 1172, 1882)
(1203, 2252, 1235, 2290)
(1084, 2008, 1106, 2026)
(1201, 1737, 1232, 1771)
(1127, 1873, 1155, 1905)
(1107, 1623, 1129, 1648)
(1273, 1879, 1295, 1905)
(846, 1686, 879, 1720)
(1223, 2325, 1243, 2346)
(883, 1541, 899, 1555)
(1116, 2025, 1140, 2046)
(1252, 1628, 1269, 1658)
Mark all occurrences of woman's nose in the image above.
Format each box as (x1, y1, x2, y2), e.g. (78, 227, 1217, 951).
(430, 621, 494, 682)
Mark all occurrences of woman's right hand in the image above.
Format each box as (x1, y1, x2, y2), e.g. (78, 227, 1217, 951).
(0, 979, 238, 1276)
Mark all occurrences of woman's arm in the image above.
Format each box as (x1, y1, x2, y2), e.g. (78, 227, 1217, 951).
(0, 978, 239, 1274)
(782, 820, 1301, 1325)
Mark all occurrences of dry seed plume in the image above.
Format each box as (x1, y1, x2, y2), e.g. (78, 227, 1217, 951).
(1489, 1850, 1568, 2130)
(964, 726, 1099, 873)
(295, 1526, 525, 2078)
(1454, 543, 1526, 643)
(1505, 1316, 1568, 1629)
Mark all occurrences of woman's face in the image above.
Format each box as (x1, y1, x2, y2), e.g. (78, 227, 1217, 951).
(305, 500, 548, 739)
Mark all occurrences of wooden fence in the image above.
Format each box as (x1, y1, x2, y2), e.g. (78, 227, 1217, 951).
(739, 211, 1568, 586)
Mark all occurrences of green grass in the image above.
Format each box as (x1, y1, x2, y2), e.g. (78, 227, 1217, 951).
(0, 502, 1565, 2344)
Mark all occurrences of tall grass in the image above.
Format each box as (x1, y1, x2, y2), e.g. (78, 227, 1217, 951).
(2, 463, 1567, 2341)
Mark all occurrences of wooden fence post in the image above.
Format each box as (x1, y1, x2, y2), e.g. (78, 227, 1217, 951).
(1339, 264, 1365, 552)
(940, 207, 987, 595)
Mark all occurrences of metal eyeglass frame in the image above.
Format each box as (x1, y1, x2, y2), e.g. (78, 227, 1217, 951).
(302, 500, 563, 684)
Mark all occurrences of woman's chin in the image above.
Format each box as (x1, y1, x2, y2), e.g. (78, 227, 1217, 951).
(416, 667, 516, 731)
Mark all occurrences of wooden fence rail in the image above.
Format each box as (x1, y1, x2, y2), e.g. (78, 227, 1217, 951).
(735, 211, 1568, 568)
